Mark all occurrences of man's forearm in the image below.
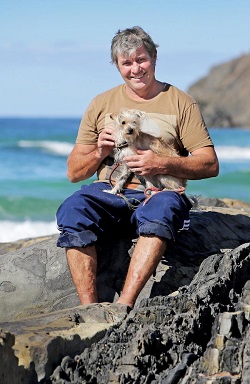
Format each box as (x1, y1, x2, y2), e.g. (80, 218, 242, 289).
(67, 149, 104, 183)
(158, 152, 219, 180)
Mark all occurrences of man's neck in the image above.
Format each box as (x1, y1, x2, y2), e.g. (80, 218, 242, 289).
(125, 81, 165, 101)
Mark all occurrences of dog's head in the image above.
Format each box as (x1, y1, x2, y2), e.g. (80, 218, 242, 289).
(111, 108, 145, 144)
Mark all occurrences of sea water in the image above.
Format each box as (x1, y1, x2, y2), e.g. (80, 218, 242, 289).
(0, 118, 249, 242)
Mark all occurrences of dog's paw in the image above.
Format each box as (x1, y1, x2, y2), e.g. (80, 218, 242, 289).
(103, 189, 117, 194)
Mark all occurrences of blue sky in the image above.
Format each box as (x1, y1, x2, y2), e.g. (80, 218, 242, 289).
(1, 0, 249, 117)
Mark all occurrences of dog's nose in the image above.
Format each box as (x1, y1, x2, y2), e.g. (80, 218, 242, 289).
(127, 128, 133, 134)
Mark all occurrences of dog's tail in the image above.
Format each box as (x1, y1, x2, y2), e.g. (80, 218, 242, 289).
(187, 195, 201, 210)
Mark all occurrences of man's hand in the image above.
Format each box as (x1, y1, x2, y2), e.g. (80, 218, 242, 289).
(124, 146, 219, 180)
(124, 149, 161, 176)
(67, 126, 116, 183)
(97, 127, 115, 158)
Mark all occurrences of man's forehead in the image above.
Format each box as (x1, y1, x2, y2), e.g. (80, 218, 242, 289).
(118, 46, 148, 61)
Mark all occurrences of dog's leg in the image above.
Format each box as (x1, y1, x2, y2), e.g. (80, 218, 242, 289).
(143, 175, 160, 190)
(103, 164, 132, 194)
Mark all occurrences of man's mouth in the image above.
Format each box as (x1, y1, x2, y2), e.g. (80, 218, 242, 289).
(132, 73, 145, 80)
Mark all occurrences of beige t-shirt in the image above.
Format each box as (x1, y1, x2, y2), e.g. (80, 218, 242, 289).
(76, 83, 213, 189)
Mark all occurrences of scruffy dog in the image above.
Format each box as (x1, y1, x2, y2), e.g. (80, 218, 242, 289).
(105, 108, 187, 195)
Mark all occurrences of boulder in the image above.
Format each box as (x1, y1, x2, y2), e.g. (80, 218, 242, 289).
(0, 198, 250, 383)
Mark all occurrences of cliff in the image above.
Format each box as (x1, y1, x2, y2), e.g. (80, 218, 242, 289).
(187, 54, 250, 128)
(1, 197, 250, 383)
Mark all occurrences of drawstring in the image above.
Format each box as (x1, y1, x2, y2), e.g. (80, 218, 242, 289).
(117, 193, 142, 211)
(109, 162, 121, 187)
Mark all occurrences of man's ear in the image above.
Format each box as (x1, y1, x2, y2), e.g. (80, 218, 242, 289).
(153, 53, 157, 64)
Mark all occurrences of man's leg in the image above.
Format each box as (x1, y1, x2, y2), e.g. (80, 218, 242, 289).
(116, 235, 166, 308)
(66, 246, 98, 304)
(119, 191, 193, 308)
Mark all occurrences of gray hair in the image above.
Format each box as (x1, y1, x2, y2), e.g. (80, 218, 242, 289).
(111, 26, 159, 65)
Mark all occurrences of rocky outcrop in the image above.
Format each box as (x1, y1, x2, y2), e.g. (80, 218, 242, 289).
(0, 303, 130, 384)
(187, 54, 250, 127)
(0, 198, 250, 383)
(48, 243, 250, 384)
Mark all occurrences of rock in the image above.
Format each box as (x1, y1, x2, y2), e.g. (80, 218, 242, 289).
(187, 54, 250, 128)
(46, 243, 250, 383)
(0, 235, 134, 323)
(0, 236, 53, 256)
(0, 303, 130, 384)
(1, 198, 250, 383)
(221, 198, 250, 212)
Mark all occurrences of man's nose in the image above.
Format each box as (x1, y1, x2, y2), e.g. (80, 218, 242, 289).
(131, 62, 140, 72)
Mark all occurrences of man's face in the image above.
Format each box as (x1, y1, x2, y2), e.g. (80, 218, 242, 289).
(116, 45, 156, 94)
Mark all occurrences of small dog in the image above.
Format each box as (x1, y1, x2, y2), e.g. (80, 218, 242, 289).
(105, 108, 187, 195)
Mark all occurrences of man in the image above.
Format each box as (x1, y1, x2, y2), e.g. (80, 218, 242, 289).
(56, 26, 219, 309)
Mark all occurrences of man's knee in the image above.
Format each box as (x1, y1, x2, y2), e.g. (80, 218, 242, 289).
(131, 191, 192, 240)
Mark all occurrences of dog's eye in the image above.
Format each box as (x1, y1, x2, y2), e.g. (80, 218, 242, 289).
(121, 121, 126, 125)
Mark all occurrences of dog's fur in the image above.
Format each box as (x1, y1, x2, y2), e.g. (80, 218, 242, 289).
(105, 108, 187, 195)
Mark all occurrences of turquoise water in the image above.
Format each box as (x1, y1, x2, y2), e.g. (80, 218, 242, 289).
(0, 118, 249, 241)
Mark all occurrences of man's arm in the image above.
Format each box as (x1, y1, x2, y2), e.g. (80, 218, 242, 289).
(67, 144, 102, 183)
(67, 126, 115, 183)
(124, 145, 219, 180)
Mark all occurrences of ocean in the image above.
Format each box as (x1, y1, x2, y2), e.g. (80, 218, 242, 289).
(1, 117, 250, 243)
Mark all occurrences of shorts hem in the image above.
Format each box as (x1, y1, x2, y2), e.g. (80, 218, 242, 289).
(138, 222, 174, 241)
(57, 230, 97, 248)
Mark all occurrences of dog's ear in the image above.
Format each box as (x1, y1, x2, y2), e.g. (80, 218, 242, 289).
(139, 111, 145, 119)
(110, 113, 117, 121)
(141, 117, 161, 138)
(132, 110, 145, 120)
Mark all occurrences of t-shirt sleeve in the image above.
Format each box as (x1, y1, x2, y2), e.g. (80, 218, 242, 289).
(76, 99, 99, 145)
(179, 102, 214, 153)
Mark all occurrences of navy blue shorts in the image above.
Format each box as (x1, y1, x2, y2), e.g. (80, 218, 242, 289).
(56, 182, 192, 248)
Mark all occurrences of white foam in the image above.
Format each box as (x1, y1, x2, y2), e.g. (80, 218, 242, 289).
(18, 140, 74, 156)
(216, 146, 250, 160)
(17, 141, 250, 161)
(0, 220, 59, 243)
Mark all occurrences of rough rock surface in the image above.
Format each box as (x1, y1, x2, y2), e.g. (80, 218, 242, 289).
(187, 54, 250, 127)
(0, 198, 250, 383)
(0, 303, 130, 383)
(48, 243, 250, 384)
